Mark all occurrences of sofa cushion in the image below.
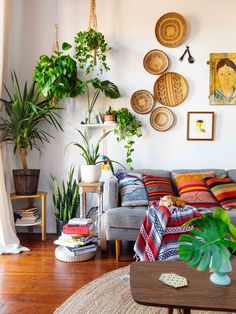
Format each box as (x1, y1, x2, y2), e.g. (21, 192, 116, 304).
(173, 172, 220, 208)
(171, 169, 227, 193)
(143, 174, 174, 202)
(115, 172, 148, 207)
(104, 206, 146, 229)
(204, 176, 236, 210)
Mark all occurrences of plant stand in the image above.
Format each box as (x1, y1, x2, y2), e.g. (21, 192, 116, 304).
(79, 181, 104, 246)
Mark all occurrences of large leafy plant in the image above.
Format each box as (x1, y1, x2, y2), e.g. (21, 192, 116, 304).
(113, 108, 142, 170)
(67, 129, 124, 173)
(179, 207, 236, 272)
(0, 72, 62, 169)
(74, 28, 110, 74)
(52, 166, 79, 222)
(34, 42, 83, 106)
(83, 78, 120, 124)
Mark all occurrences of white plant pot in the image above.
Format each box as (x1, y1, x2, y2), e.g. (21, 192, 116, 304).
(80, 164, 101, 183)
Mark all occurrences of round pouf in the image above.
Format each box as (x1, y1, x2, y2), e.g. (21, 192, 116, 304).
(55, 246, 96, 263)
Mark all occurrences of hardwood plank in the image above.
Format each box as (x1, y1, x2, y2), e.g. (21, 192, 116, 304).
(0, 234, 133, 313)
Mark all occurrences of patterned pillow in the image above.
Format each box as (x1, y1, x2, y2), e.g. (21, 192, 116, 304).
(203, 176, 236, 210)
(115, 172, 148, 207)
(142, 174, 174, 204)
(173, 172, 219, 208)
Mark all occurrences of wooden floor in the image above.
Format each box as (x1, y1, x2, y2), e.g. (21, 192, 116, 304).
(0, 234, 134, 314)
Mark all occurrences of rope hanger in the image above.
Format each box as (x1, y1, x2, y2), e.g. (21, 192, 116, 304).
(88, 0, 98, 31)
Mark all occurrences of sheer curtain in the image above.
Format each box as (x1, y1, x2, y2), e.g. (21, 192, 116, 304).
(0, 0, 29, 254)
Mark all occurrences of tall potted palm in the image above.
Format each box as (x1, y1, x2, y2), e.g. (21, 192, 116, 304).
(0, 72, 62, 195)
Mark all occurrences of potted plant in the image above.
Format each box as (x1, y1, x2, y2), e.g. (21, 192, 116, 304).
(34, 42, 84, 106)
(0, 72, 62, 195)
(74, 28, 110, 75)
(104, 106, 116, 124)
(52, 166, 80, 236)
(67, 129, 124, 183)
(178, 207, 236, 285)
(81, 78, 120, 124)
(113, 108, 142, 170)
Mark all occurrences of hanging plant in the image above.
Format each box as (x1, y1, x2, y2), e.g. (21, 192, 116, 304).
(34, 42, 85, 106)
(74, 28, 110, 75)
(113, 108, 142, 170)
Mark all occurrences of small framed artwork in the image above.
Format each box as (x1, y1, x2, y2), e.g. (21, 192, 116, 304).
(187, 112, 214, 141)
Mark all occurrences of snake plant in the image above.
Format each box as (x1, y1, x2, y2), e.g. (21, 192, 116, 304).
(178, 207, 236, 272)
(52, 166, 80, 222)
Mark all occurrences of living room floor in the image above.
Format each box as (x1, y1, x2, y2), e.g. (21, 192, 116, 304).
(0, 234, 134, 314)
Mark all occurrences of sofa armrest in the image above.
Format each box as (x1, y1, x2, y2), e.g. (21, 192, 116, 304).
(106, 175, 119, 210)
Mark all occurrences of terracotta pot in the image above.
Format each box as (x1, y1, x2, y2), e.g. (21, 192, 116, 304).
(104, 114, 116, 124)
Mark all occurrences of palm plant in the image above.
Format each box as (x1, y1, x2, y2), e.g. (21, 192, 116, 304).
(52, 166, 80, 223)
(178, 207, 236, 273)
(0, 72, 62, 169)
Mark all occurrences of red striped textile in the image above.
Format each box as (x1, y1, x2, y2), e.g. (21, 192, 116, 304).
(204, 176, 236, 210)
(143, 174, 174, 202)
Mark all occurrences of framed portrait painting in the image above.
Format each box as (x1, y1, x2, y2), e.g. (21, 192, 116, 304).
(187, 112, 214, 141)
(209, 52, 236, 105)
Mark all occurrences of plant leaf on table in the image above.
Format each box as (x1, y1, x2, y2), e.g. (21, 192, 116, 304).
(179, 207, 236, 272)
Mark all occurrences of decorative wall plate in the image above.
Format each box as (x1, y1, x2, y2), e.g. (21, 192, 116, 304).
(153, 72, 187, 107)
(155, 12, 188, 48)
(150, 107, 174, 131)
(143, 49, 169, 75)
(130, 90, 155, 114)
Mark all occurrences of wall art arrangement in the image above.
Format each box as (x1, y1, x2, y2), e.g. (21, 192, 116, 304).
(209, 53, 236, 105)
(131, 12, 189, 132)
(187, 112, 214, 141)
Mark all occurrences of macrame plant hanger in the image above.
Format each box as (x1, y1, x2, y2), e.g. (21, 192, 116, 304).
(53, 24, 59, 53)
(88, 0, 98, 65)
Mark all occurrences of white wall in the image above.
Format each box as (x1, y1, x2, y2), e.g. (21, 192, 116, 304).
(7, 0, 236, 232)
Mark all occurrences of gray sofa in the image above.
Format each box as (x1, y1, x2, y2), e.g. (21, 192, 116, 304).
(102, 169, 236, 261)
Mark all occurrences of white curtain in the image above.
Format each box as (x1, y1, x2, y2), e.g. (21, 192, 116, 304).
(0, 0, 29, 254)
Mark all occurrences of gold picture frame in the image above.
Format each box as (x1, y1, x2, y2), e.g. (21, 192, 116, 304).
(187, 112, 214, 141)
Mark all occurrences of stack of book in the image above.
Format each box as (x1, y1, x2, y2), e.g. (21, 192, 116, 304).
(15, 207, 40, 225)
(54, 218, 98, 256)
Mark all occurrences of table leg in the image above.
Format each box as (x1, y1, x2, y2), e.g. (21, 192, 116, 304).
(97, 192, 103, 246)
(42, 194, 46, 241)
(168, 308, 173, 314)
(183, 310, 190, 314)
(79, 188, 83, 218)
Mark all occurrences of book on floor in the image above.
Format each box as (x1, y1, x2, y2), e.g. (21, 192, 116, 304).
(68, 218, 92, 226)
(63, 223, 93, 235)
(65, 243, 96, 252)
(65, 245, 97, 256)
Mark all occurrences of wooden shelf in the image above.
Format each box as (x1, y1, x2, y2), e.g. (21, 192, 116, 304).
(15, 219, 42, 227)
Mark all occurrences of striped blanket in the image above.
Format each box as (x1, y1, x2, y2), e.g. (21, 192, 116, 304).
(134, 204, 202, 261)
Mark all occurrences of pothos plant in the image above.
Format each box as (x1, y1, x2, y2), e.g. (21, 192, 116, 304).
(74, 28, 110, 75)
(112, 107, 142, 170)
(34, 42, 84, 106)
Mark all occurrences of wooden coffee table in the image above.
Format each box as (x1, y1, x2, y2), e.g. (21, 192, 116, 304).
(130, 259, 236, 314)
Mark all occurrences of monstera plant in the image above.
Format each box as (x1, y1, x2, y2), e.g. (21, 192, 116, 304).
(179, 207, 236, 285)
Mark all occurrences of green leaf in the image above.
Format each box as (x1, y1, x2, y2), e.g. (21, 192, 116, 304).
(62, 42, 72, 51)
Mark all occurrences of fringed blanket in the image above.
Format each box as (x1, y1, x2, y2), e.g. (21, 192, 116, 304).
(134, 204, 202, 261)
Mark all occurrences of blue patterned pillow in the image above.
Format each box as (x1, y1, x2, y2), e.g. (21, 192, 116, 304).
(115, 172, 148, 206)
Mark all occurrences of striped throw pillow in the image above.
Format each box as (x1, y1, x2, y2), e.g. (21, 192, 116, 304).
(115, 172, 148, 207)
(174, 172, 219, 208)
(142, 174, 174, 203)
(203, 176, 236, 210)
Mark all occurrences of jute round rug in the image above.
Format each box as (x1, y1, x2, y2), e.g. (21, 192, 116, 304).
(54, 266, 233, 314)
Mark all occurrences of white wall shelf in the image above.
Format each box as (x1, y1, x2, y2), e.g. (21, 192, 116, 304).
(79, 123, 116, 128)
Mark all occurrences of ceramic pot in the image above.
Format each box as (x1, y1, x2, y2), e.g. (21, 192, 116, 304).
(210, 258, 232, 285)
(81, 164, 101, 183)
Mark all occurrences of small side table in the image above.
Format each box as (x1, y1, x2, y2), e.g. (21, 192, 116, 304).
(79, 181, 104, 245)
(10, 191, 47, 241)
